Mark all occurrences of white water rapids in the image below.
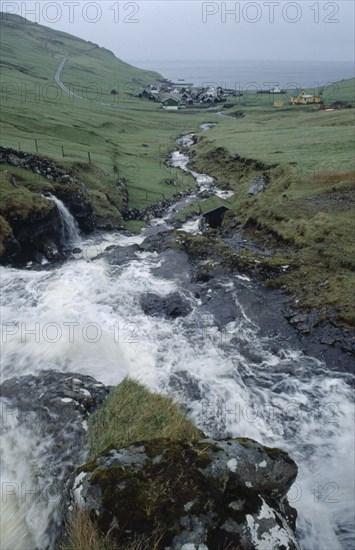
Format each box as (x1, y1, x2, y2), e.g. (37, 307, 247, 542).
(46, 194, 81, 248)
(0, 141, 354, 550)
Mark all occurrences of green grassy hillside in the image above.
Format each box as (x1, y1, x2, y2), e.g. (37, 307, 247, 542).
(0, 13, 203, 216)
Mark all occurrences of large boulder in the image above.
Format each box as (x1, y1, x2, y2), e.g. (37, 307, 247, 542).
(141, 229, 180, 253)
(0, 372, 111, 547)
(0, 197, 63, 264)
(104, 243, 141, 265)
(141, 291, 192, 319)
(73, 437, 300, 549)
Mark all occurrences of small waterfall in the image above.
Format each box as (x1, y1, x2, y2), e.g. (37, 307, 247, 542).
(46, 194, 81, 247)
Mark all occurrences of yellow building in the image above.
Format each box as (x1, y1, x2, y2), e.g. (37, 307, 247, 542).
(290, 91, 321, 105)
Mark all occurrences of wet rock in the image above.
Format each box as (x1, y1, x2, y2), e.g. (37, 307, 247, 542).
(199, 282, 240, 329)
(169, 371, 203, 401)
(141, 230, 179, 253)
(34, 252, 45, 264)
(283, 305, 355, 372)
(122, 189, 193, 222)
(105, 244, 141, 265)
(2, 200, 64, 265)
(41, 238, 61, 261)
(141, 292, 192, 319)
(197, 189, 215, 199)
(73, 437, 300, 549)
(0, 371, 110, 547)
(151, 249, 193, 281)
(287, 310, 320, 334)
(1, 371, 110, 432)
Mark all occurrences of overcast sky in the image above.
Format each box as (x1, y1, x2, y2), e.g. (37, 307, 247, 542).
(1, 0, 354, 63)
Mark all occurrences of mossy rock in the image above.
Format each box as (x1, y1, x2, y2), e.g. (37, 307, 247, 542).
(72, 437, 300, 549)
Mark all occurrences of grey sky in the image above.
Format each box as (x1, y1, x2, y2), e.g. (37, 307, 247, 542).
(1, 1, 354, 62)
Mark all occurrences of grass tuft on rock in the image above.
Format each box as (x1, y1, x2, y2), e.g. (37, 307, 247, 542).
(62, 508, 164, 550)
(88, 378, 202, 457)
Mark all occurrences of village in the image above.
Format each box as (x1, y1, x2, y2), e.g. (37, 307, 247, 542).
(134, 79, 243, 110)
(133, 79, 327, 110)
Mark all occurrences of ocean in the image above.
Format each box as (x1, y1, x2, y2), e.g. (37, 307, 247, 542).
(131, 59, 354, 90)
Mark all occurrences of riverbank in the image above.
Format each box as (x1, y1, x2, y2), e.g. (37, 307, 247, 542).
(185, 128, 354, 330)
(149, 128, 353, 370)
(166, 229, 354, 373)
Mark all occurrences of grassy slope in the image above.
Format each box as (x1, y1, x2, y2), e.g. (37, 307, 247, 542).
(0, 13, 205, 216)
(189, 81, 355, 325)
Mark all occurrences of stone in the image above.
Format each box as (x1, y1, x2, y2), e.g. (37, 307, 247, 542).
(72, 437, 300, 549)
(141, 230, 179, 253)
(141, 291, 192, 319)
(8, 153, 21, 166)
(0, 372, 110, 547)
(105, 244, 141, 265)
(248, 175, 266, 196)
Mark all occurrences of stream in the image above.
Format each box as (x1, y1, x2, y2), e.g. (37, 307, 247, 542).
(0, 130, 354, 550)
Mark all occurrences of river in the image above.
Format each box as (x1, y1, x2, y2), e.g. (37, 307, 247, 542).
(0, 132, 354, 550)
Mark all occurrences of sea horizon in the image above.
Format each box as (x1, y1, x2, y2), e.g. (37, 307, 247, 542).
(129, 59, 355, 90)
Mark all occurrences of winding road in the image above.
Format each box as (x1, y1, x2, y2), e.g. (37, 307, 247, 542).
(54, 56, 85, 100)
(54, 55, 133, 109)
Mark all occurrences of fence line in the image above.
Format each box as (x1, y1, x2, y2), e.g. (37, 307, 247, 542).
(0, 138, 94, 163)
(0, 139, 190, 201)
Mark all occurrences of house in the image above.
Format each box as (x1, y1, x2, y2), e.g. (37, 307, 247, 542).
(180, 92, 191, 100)
(161, 96, 180, 110)
(199, 197, 233, 228)
(258, 85, 283, 95)
(290, 90, 321, 105)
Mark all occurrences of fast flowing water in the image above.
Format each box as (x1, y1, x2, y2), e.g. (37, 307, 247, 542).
(46, 194, 81, 248)
(0, 143, 354, 550)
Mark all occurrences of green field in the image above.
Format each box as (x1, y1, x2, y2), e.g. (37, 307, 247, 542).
(198, 86, 354, 175)
(0, 13, 207, 214)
